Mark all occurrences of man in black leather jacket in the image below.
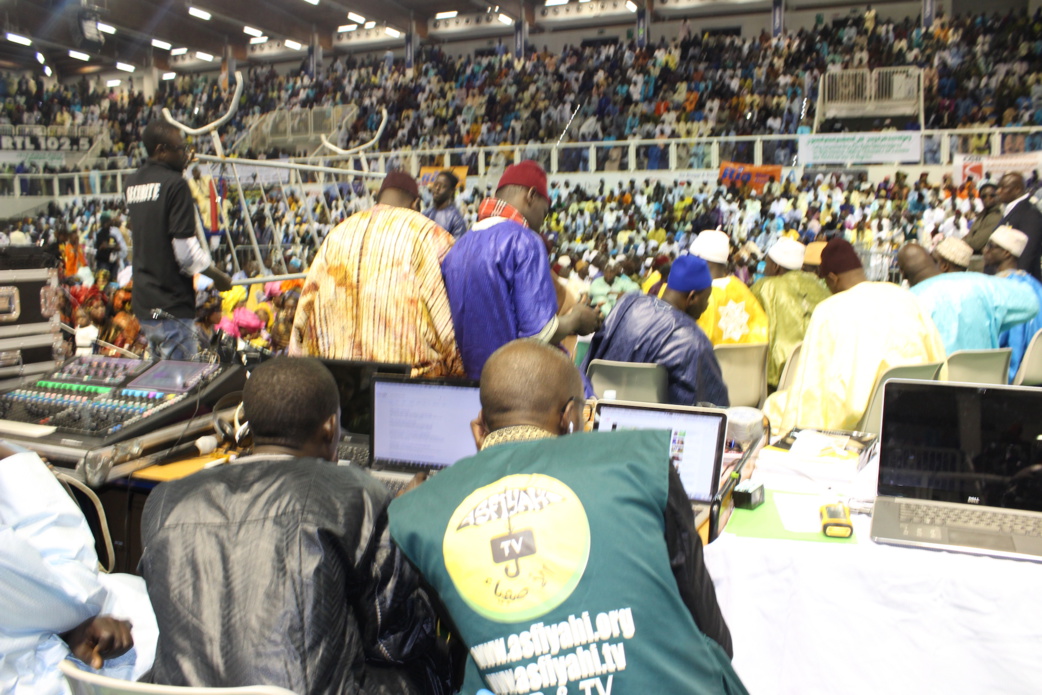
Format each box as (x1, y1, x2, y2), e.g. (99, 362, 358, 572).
(140, 357, 452, 694)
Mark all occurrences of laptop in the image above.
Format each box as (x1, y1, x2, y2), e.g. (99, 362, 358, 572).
(367, 375, 481, 490)
(317, 359, 412, 465)
(871, 380, 1042, 562)
(594, 400, 728, 526)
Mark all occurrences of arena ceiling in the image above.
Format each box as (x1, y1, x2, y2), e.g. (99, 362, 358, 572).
(0, 0, 480, 77)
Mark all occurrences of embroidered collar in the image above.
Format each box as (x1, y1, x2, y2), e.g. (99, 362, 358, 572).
(478, 197, 530, 229)
(481, 425, 556, 450)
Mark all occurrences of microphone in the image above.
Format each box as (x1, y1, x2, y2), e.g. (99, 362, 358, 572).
(149, 307, 213, 358)
(154, 435, 219, 466)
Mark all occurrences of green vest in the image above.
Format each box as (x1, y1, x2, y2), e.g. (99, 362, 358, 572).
(389, 429, 744, 695)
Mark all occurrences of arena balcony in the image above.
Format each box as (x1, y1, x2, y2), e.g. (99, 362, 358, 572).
(4, 124, 1042, 202)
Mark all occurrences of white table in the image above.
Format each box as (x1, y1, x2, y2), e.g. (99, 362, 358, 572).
(704, 475, 1042, 694)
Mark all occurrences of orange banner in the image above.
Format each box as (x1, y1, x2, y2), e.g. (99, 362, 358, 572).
(418, 166, 469, 190)
(718, 161, 783, 195)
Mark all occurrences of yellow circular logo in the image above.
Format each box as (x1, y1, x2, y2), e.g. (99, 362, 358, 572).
(443, 474, 590, 623)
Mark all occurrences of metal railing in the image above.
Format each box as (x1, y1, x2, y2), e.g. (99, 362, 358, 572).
(824, 69, 871, 105)
(240, 105, 357, 152)
(875, 67, 920, 103)
(5, 125, 1042, 198)
(822, 67, 922, 120)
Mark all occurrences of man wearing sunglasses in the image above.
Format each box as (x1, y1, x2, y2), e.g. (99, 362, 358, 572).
(964, 182, 1003, 254)
(125, 120, 232, 359)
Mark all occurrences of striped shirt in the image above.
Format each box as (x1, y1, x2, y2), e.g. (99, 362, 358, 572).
(289, 204, 464, 377)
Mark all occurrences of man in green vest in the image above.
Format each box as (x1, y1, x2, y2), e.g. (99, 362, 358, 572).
(389, 340, 745, 695)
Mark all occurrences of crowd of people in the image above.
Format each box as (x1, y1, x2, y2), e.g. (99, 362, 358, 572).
(5, 7, 1042, 178)
(4, 42, 1042, 688)
(7, 145, 1042, 367)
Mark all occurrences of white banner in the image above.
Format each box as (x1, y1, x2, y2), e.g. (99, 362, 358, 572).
(953, 152, 1042, 185)
(0, 150, 67, 166)
(798, 132, 922, 164)
(0, 134, 92, 152)
(198, 162, 291, 186)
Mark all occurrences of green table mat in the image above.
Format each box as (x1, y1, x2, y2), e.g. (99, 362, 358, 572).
(724, 490, 858, 544)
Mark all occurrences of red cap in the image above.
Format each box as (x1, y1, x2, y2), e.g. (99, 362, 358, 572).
(818, 238, 863, 277)
(497, 160, 549, 201)
(378, 171, 420, 200)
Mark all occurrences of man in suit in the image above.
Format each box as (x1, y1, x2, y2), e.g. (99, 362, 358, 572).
(997, 173, 1042, 280)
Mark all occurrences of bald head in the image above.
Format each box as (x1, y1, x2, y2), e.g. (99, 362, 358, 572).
(896, 243, 940, 287)
(998, 172, 1026, 205)
(480, 340, 584, 435)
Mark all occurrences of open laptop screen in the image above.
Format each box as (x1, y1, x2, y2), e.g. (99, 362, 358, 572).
(879, 381, 1042, 511)
(318, 359, 410, 436)
(596, 402, 726, 502)
(372, 377, 481, 470)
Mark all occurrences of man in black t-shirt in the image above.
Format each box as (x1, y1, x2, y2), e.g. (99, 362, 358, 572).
(125, 121, 231, 359)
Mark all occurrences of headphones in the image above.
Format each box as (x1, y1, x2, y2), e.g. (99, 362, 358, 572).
(212, 391, 250, 448)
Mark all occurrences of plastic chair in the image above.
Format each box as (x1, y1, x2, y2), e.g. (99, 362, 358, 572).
(776, 341, 803, 392)
(1013, 328, 1042, 386)
(60, 661, 298, 695)
(856, 362, 943, 435)
(586, 359, 668, 403)
(712, 343, 769, 408)
(944, 348, 1012, 385)
(573, 338, 591, 368)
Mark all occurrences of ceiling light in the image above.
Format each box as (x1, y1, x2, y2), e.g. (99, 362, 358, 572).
(546, 0, 568, 5)
(625, 0, 638, 10)
(250, 36, 269, 44)
(435, 11, 458, 19)
(69, 50, 90, 61)
(35, 52, 45, 64)
(364, 21, 375, 29)
(152, 38, 172, 49)
(337, 24, 358, 32)
(96, 22, 116, 34)
(43, 65, 52, 76)
(6, 33, 31, 46)
(188, 6, 212, 20)
(284, 39, 302, 50)
(107, 79, 121, 87)
(301, 0, 319, 4)
(385, 27, 401, 37)
(498, 13, 513, 23)
(243, 26, 263, 37)
(347, 12, 365, 23)
(195, 51, 214, 61)
(171, 47, 188, 55)
(162, 72, 177, 80)
(116, 62, 135, 72)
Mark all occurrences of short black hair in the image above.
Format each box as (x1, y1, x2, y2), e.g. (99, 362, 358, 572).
(979, 182, 997, 192)
(142, 120, 181, 157)
(243, 357, 339, 444)
(438, 170, 459, 190)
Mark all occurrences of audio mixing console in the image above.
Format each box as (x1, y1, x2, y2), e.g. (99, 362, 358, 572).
(0, 355, 245, 471)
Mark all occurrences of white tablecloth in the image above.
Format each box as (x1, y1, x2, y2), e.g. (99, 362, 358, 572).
(704, 517, 1042, 695)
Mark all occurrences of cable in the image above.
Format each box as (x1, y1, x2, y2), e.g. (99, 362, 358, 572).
(55, 471, 115, 574)
(164, 383, 206, 458)
(59, 322, 139, 358)
(148, 308, 211, 360)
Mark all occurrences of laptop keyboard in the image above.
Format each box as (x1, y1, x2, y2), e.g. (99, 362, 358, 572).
(899, 503, 1042, 537)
